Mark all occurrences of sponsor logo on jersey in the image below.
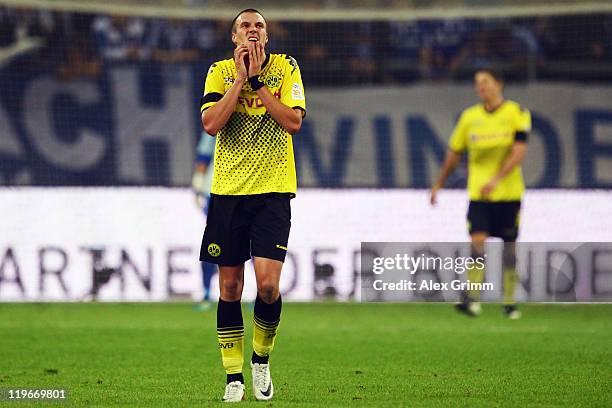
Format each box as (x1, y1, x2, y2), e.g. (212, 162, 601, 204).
(237, 91, 281, 109)
(291, 83, 304, 100)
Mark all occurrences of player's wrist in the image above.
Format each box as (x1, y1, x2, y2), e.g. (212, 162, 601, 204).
(249, 75, 265, 91)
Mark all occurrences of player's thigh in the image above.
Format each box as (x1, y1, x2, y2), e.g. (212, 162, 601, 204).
(200, 195, 251, 266)
(467, 200, 492, 239)
(493, 201, 521, 242)
(250, 194, 291, 264)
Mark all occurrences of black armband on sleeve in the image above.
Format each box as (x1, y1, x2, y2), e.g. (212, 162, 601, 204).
(292, 106, 306, 118)
(200, 93, 223, 108)
(515, 131, 528, 142)
(249, 75, 265, 91)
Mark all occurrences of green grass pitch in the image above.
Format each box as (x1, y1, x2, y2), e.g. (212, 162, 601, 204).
(0, 303, 610, 407)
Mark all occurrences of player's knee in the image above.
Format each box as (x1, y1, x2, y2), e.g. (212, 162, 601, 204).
(470, 233, 487, 254)
(502, 243, 516, 266)
(257, 283, 279, 303)
(220, 280, 242, 300)
(471, 243, 485, 258)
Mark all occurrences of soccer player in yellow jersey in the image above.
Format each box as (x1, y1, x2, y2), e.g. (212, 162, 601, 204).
(430, 69, 530, 320)
(198, 9, 306, 402)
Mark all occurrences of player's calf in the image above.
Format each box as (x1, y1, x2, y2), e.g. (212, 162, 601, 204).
(250, 295, 281, 400)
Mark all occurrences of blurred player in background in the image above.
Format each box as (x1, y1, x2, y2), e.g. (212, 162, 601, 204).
(192, 130, 217, 311)
(198, 9, 306, 402)
(430, 68, 531, 320)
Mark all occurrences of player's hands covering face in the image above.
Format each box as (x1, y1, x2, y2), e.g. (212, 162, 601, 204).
(247, 40, 265, 78)
(234, 45, 249, 81)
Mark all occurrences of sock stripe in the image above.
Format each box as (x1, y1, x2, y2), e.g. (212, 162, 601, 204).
(217, 327, 244, 332)
(218, 335, 245, 341)
(253, 315, 280, 328)
(217, 328, 245, 335)
(254, 314, 279, 324)
(217, 334, 243, 340)
(216, 325, 244, 331)
(217, 331, 244, 336)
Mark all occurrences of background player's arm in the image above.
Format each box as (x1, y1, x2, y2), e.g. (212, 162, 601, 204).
(431, 112, 468, 205)
(248, 42, 302, 134)
(192, 162, 209, 208)
(430, 150, 462, 205)
(480, 141, 527, 198)
(202, 46, 249, 135)
(192, 162, 210, 194)
(192, 131, 215, 207)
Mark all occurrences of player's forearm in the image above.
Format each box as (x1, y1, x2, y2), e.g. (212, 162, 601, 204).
(202, 78, 246, 135)
(493, 142, 527, 182)
(255, 87, 302, 134)
(434, 150, 461, 188)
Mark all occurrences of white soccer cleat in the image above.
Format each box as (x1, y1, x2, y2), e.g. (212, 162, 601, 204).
(222, 381, 245, 403)
(251, 362, 274, 401)
(507, 309, 522, 320)
(456, 300, 482, 317)
(503, 305, 522, 320)
(468, 301, 482, 316)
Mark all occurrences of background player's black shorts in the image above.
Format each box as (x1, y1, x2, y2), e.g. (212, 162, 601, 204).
(467, 200, 521, 242)
(200, 193, 292, 266)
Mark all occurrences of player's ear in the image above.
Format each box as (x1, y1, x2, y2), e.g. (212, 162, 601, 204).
(231, 32, 237, 46)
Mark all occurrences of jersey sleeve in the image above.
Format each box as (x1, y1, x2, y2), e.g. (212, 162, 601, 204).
(448, 111, 469, 153)
(200, 63, 225, 112)
(279, 56, 306, 117)
(514, 105, 532, 142)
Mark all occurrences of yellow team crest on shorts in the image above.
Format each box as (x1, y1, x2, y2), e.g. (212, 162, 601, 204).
(208, 243, 221, 257)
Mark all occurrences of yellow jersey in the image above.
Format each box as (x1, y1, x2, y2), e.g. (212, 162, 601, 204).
(449, 100, 531, 201)
(200, 53, 306, 195)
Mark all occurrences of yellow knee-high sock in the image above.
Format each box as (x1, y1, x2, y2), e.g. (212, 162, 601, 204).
(467, 263, 485, 300)
(503, 268, 519, 305)
(217, 299, 244, 375)
(252, 295, 281, 359)
(502, 244, 519, 305)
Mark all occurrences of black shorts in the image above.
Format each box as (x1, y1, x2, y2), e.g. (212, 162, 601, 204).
(199, 193, 292, 266)
(467, 200, 521, 242)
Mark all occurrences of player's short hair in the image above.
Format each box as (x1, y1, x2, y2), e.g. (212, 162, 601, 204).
(231, 8, 266, 34)
(475, 68, 504, 84)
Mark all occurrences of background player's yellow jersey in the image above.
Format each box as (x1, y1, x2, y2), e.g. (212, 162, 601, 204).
(449, 100, 531, 201)
(200, 53, 306, 196)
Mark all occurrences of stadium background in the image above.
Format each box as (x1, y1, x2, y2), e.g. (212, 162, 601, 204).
(1, 0, 612, 302)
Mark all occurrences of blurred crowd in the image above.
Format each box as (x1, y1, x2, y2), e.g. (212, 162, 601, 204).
(1, 7, 612, 84)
